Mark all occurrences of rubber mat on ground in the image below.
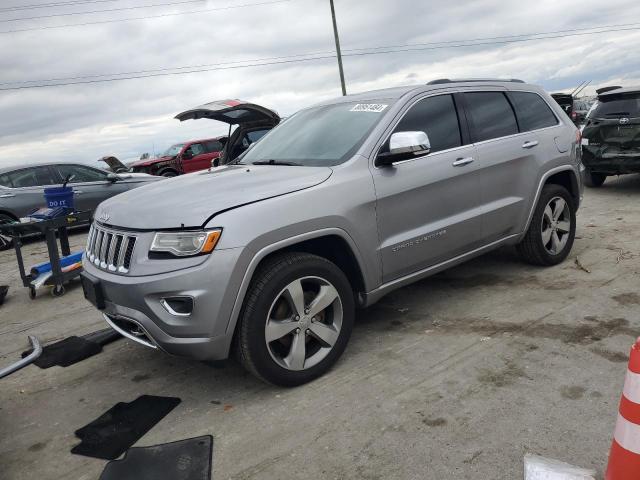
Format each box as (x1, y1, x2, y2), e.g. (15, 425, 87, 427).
(23, 336, 101, 368)
(72, 395, 182, 460)
(99, 435, 213, 480)
(21, 328, 121, 368)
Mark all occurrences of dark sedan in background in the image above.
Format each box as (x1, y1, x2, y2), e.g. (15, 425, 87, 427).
(0, 162, 161, 250)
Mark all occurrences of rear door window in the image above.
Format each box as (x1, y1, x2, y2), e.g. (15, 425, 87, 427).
(509, 92, 558, 131)
(204, 140, 223, 152)
(392, 94, 462, 153)
(56, 164, 108, 183)
(8, 166, 57, 187)
(464, 92, 518, 142)
(188, 143, 205, 156)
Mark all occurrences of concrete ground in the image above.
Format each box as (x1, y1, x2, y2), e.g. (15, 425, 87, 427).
(1, 175, 639, 480)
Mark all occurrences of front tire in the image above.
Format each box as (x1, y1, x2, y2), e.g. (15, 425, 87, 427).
(160, 170, 178, 178)
(517, 184, 576, 266)
(237, 252, 354, 387)
(583, 169, 607, 188)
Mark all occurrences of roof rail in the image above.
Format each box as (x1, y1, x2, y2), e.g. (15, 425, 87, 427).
(595, 86, 622, 95)
(427, 78, 525, 85)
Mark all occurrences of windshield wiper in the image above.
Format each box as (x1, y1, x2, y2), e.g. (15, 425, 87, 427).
(252, 160, 302, 166)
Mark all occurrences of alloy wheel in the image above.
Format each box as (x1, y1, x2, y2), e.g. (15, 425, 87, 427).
(541, 196, 571, 255)
(264, 276, 343, 371)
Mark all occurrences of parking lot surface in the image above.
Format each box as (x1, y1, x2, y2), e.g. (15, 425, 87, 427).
(1, 175, 639, 479)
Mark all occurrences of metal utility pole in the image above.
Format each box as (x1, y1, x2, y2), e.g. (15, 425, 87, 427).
(329, 0, 347, 96)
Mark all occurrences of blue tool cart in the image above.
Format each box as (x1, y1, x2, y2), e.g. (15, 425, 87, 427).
(0, 210, 92, 298)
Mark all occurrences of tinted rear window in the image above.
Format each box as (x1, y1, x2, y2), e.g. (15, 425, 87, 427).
(509, 92, 558, 131)
(590, 95, 640, 118)
(465, 92, 518, 142)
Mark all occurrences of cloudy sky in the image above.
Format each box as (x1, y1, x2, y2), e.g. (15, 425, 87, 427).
(1, 0, 639, 168)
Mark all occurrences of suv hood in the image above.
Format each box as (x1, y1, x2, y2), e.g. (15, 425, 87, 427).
(175, 100, 280, 126)
(95, 164, 332, 230)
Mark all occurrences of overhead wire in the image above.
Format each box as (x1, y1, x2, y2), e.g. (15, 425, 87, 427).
(1, 22, 639, 91)
(0, 0, 210, 23)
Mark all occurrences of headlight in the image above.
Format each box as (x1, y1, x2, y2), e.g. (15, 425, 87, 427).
(150, 229, 222, 257)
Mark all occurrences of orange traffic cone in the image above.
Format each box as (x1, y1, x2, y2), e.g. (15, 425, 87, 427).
(606, 338, 640, 479)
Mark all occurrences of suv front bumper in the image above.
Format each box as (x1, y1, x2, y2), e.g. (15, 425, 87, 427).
(82, 247, 243, 361)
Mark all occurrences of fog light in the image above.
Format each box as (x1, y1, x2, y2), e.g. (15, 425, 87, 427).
(160, 296, 194, 316)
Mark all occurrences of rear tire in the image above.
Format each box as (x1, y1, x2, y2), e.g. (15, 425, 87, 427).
(517, 184, 576, 266)
(236, 252, 354, 387)
(583, 169, 607, 188)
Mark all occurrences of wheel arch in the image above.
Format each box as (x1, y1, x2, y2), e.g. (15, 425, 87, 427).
(545, 169, 580, 205)
(158, 167, 179, 177)
(224, 229, 368, 342)
(521, 166, 580, 237)
(0, 210, 18, 221)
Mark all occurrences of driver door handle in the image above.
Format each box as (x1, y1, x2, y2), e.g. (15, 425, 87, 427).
(452, 157, 474, 167)
(522, 140, 539, 149)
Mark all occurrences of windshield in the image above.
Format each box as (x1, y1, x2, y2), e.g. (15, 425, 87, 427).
(240, 100, 393, 166)
(162, 143, 185, 157)
(589, 95, 640, 119)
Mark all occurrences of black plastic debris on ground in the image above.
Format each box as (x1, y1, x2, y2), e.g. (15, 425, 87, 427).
(99, 435, 213, 480)
(72, 395, 182, 460)
(83, 328, 121, 348)
(0, 285, 8, 305)
(23, 336, 101, 368)
(21, 328, 121, 369)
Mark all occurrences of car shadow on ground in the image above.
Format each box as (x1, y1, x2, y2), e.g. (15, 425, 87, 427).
(97, 244, 533, 394)
(594, 173, 640, 193)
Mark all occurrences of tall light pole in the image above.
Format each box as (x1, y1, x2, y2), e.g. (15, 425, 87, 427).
(329, 0, 347, 96)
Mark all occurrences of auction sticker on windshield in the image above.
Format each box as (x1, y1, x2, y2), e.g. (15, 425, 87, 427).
(350, 104, 388, 113)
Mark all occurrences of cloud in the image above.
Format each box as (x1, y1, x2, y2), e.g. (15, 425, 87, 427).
(0, 0, 638, 167)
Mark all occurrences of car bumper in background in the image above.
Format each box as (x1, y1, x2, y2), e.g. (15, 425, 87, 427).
(582, 148, 640, 174)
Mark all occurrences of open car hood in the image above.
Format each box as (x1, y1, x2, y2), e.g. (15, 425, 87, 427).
(175, 99, 280, 126)
(100, 156, 129, 172)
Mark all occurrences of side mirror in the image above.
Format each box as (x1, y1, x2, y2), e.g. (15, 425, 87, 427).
(106, 173, 119, 183)
(375, 131, 431, 167)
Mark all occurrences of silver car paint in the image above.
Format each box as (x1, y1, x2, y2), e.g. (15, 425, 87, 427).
(0, 163, 161, 219)
(99, 164, 333, 230)
(86, 81, 581, 361)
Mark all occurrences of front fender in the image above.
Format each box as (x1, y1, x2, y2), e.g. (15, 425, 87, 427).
(220, 227, 368, 339)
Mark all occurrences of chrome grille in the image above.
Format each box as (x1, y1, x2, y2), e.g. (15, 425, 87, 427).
(86, 223, 137, 274)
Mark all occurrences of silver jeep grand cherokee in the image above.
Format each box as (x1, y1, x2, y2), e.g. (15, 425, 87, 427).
(81, 79, 583, 386)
